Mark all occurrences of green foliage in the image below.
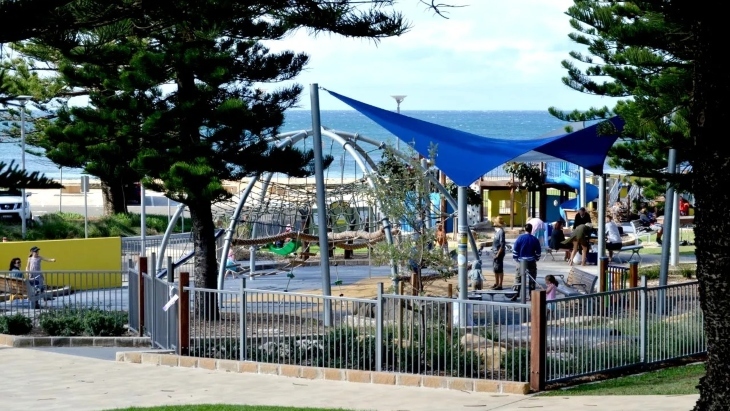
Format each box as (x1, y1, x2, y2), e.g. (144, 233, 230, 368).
(503, 162, 543, 192)
(445, 182, 481, 206)
(501, 347, 530, 381)
(0, 313, 33, 335)
(0, 161, 63, 189)
(369, 147, 455, 292)
(38, 308, 127, 337)
(550, 1, 692, 190)
(0, 212, 184, 241)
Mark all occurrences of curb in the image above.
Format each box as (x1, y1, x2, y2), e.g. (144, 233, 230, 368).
(0, 333, 151, 348)
(116, 352, 530, 395)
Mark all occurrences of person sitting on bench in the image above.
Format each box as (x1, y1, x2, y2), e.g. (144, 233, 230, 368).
(549, 220, 572, 261)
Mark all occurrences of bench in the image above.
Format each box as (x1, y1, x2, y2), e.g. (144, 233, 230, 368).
(0, 275, 48, 308)
(630, 220, 656, 244)
(614, 244, 643, 264)
(470, 289, 518, 301)
(556, 267, 598, 297)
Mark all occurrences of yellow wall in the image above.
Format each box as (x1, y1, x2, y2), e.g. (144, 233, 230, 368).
(0, 237, 122, 290)
(483, 190, 528, 226)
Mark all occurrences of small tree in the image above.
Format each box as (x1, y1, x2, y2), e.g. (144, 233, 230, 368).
(368, 148, 454, 295)
(502, 162, 543, 227)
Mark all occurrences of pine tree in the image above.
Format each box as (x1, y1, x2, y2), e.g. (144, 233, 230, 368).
(555, 2, 730, 408)
(549, 1, 692, 190)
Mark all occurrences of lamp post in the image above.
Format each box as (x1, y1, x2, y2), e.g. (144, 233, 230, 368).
(16, 95, 32, 239)
(391, 95, 406, 150)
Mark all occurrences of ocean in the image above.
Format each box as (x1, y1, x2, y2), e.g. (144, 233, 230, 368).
(0, 110, 567, 181)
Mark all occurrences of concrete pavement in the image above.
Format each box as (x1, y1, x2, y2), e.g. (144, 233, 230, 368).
(0, 347, 699, 411)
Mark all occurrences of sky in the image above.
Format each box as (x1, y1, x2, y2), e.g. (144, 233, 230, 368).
(263, 0, 620, 111)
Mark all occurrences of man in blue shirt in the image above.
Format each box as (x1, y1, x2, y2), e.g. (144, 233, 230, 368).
(511, 223, 542, 300)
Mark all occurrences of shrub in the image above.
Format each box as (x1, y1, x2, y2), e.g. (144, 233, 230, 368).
(39, 308, 127, 337)
(0, 314, 33, 335)
(83, 309, 127, 336)
(501, 347, 530, 381)
(39, 309, 84, 336)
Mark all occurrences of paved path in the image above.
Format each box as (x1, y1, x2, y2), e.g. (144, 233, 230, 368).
(0, 347, 699, 411)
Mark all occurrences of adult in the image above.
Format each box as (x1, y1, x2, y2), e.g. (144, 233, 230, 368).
(490, 216, 506, 290)
(549, 220, 572, 261)
(26, 246, 56, 290)
(573, 207, 592, 229)
(605, 215, 623, 260)
(527, 216, 546, 246)
(563, 223, 594, 266)
(511, 223, 542, 300)
(7, 257, 23, 279)
(639, 207, 664, 244)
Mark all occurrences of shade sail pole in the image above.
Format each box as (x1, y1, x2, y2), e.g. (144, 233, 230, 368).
(311, 84, 332, 326)
(457, 186, 469, 327)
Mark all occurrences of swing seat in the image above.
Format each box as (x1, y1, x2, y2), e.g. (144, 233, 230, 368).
(263, 240, 302, 256)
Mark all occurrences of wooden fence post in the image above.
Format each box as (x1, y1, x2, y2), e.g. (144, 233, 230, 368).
(178, 272, 190, 356)
(530, 289, 546, 392)
(138, 257, 147, 337)
(599, 256, 608, 292)
(629, 261, 639, 288)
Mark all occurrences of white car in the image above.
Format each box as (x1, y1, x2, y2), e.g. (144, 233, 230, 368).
(0, 188, 32, 223)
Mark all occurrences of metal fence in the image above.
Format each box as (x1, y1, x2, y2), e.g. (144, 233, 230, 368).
(142, 272, 178, 350)
(0, 270, 127, 320)
(544, 279, 704, 383)
(122, 232, 195, 268)
(128, 263, 140, 334)
(181, 281, 533, 382)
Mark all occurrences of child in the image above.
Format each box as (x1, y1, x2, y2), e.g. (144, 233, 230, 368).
(468, 260, 483, 291)
(545, 274, 559, 301)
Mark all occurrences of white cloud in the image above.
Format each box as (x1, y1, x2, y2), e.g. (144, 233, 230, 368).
(261, 0, 618, 110)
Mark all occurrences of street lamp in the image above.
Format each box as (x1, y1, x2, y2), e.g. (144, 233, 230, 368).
(16, 95, 32, 239)
(391, 95, 406, 150)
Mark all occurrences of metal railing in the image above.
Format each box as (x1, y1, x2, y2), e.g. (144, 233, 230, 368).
(127, 262, 140, 333)
(122, 232, 194, 266)
(544, 279, 704, 383)
(1, 270, 127, 320)
(142, 272, 178, 350)
(181, 281, 533, 382)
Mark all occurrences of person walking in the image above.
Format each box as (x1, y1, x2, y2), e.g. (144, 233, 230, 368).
(26, 246, 56, 290)
(511, 223, 542, 301)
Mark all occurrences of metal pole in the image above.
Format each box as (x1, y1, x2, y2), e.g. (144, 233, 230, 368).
(20, 105, 26, 238)
(670, 190, 680, 266)
(83, 176, 89, 238)
(457, 186, 468, 326)
(310, 84, 332, 326)
(597, 174, 606, 258)
(659, 149, 677, 286)
(421, 158, 432, 229)
(579, 168, 586, 208)
(59, 167, 63, 212)
(140, 183, 147, 257)
(520, 259, 528, 304)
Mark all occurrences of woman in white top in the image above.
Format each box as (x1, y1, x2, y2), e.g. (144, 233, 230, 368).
(26, 246, 56, 289)
(605, 215, 623, 260)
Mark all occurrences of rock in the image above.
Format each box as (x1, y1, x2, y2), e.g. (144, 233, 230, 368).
(459, 333, 507, 370)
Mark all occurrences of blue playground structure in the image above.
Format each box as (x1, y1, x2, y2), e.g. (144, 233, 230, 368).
(546, 173, 599, 223)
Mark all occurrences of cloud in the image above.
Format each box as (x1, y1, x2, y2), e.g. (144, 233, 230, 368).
(261, 0, 618, 110)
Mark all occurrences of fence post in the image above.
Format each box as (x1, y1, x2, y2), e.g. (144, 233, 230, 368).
(599, 257, 608, 292)
(530, 289, 547, 392)
(629, 261, 639, 288)
(376, 282, 384, 372)
(178, 272, 190, 356)
(239, 277, 247, 361)
(166, 256, 174, 349)
(519, 259, 528, 304)
(138, 257, 147, 336)
(639, 275, 647, 363)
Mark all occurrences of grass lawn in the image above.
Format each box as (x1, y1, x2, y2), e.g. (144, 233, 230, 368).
(540, 363, 704, 396)
(107, 406, 357, 411)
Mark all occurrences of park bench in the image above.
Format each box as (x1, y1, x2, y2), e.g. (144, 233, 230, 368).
(0, 275, 49, 309)
(555, 267, 598, 297)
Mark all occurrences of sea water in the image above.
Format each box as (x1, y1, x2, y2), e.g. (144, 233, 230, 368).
(0, 110, 566, 181)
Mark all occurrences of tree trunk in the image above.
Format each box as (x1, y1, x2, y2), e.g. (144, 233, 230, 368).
(100, 180, 128, 215)
(691, 11, 730, 411)
(188, 200, 219, 320)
